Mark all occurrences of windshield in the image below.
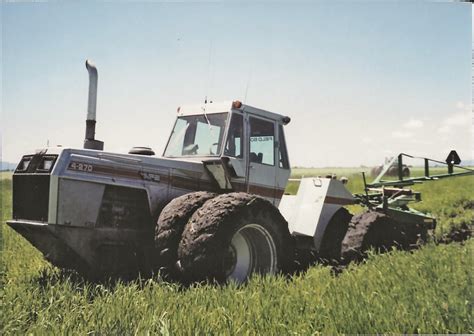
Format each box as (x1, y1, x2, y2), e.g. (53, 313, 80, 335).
(164, 112, 228, 157)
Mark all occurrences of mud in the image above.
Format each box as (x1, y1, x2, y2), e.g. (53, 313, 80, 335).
(437, 200, 473, 244)
(437, 222, 472, 244)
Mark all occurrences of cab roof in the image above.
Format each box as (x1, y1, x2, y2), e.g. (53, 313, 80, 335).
(177, 100, 290, 125)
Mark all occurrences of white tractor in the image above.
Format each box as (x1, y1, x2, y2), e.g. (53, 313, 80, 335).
(8, 60, 471, 283)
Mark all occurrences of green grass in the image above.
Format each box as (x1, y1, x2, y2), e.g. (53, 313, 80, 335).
(1, 171, 473, 334)
(1, 171, 14, 178)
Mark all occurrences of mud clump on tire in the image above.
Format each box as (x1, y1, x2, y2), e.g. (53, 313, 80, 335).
(154, 191, 216, 274)
(177, 192, 292, 283)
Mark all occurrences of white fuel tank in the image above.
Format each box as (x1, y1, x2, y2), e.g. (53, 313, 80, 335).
(279, 177, 356, 250)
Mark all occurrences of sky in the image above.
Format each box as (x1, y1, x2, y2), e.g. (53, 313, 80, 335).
(1, 1, 472, 167)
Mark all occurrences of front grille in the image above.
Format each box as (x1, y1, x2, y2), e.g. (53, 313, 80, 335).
(96, 185, 152, 229)
(13, 175, 50, 222)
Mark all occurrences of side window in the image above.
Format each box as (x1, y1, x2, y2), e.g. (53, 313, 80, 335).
(278, 125, 290, 169)
(224, 113, 243, 158)
(249, 117, 275, 166)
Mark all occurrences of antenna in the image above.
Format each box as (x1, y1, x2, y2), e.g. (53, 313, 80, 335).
(244, 72, 252, 103)
(243, 64, 253, 103)
(204, 39, 214, 104)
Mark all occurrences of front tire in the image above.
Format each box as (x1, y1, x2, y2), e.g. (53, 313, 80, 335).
(154, 191, 216, 274)
(177, 192, 292, 283)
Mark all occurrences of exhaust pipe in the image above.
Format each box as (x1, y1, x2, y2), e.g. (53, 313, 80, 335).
(84, 59, 104, 150)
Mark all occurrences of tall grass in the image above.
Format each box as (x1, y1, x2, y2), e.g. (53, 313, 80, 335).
(1, 172, 473, 334)
(2, 240, 472, 334)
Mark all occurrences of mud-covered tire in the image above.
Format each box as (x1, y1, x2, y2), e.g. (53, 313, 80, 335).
(340, 210, 423, 263)
(341, 211, 391, 262)
(177, 192, 292, 283)
(154, 191, 217, 272)
(318, 208, 352, 262)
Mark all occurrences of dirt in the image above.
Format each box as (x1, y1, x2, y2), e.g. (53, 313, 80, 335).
(437, 222, 472, 244)
(437, 200, 473, 244)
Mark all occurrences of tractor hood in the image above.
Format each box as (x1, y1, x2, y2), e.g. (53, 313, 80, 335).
(12, 147, 219, 225)
(48, 147, 214, 189)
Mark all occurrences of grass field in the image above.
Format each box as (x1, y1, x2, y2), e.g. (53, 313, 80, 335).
(1, 170, 473, 334)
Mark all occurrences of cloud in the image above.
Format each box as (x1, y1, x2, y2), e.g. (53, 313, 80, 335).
(361, 136, 372, 144)
(403, 119, 424, 129)
(456, 102, 466, 110)
(391, 131, 413, 139)
(437, 111, 471, 134)
(412, 139, 433, 145)
(391, 119, 423, 140)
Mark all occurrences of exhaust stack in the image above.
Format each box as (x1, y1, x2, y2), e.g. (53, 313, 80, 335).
(84, 59, 104, 150)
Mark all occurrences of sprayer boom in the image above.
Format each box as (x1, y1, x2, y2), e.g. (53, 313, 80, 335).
(369, 152, 474, 188)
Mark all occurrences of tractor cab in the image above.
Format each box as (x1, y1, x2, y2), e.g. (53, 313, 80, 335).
(164, 100, 292, 205)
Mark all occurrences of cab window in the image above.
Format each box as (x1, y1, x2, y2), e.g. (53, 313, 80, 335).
(224, 113, 243, 158)
(249, 117, 275, 166)
(164, 113, 227, 157)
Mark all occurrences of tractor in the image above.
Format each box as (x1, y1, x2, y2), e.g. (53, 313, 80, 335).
(371, 158, 410, 178)
(7, 60, 474, 283)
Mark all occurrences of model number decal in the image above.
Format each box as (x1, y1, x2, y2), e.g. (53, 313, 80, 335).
(68, 162, 93, 172)
(140, 172, 161, 182)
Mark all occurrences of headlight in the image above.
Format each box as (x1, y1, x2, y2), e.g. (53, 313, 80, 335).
(16, 156, 32, 172)
(37, 156, 57, 172)
(21, 159, 31, 170)
(42, 158, 54, 171)
(15, 154, 57, 173)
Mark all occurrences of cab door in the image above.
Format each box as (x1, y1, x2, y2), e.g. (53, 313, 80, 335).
(246, 115, 278, 204)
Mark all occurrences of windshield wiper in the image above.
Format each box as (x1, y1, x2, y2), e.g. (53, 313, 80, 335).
(201, 105, 213, 130)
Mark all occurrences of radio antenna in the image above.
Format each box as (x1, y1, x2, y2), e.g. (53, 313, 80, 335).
(243, 62, 254, 103)
(205, 39, 214, 104)
(244, 70, 252, 103)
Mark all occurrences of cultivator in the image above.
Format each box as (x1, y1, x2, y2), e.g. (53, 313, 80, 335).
(339, 152, 474, 261)
(359, 152, 473, 209)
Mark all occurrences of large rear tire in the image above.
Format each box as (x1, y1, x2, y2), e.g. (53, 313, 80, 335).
(177, 192, 292, 283)
(318, 208, 352, 262)
(154, 191, 216, 273)
(341, 211, 390, 262)
(340, 210, 423, 263)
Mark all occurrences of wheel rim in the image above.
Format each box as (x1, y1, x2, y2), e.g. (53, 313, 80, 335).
(225, 224, 278, 283)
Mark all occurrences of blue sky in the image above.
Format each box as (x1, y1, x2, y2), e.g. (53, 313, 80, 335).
(1, 1, 472, 167)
